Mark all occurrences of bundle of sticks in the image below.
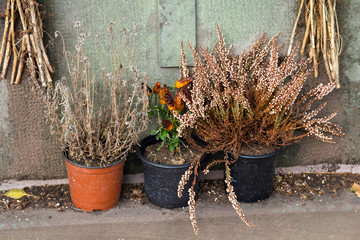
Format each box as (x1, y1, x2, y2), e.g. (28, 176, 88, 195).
(288, 0, 341, 89)
(0, 0, 53, 87)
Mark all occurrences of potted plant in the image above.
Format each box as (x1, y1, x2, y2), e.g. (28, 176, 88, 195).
(136, 50, 206, 209)
(45, 23, 149, 211)
(174, 26, 344, 234)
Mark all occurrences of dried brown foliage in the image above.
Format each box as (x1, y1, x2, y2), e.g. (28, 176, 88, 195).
(175, 26, 343, 235)
(45, 24, 149, 167)
(176, 26, 343, 156)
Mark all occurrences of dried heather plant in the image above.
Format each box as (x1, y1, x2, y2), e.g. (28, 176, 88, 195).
(45, 23, 149, 167)
(175, 26, 343, 234)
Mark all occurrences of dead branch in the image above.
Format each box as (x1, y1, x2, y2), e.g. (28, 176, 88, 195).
(287, 0, 305, 56)
(289, 0, 341, 88)
(0, 0, 53, 89)
(1, 0, 14, 79)
(0, 0, 10, 68)
(14, 38, 25, 84)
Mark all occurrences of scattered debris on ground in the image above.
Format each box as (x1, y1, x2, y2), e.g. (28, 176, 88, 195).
(274, 172, 360, 200)
(1, 173, 359, 212)
(0, 184, 72, 212)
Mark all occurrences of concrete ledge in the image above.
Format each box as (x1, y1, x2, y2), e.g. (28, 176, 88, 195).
(1, 164, 359, 191)
(276, 163, 360, 174)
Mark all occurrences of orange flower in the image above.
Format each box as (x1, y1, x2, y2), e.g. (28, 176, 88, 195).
(159, 87, 166, 105)
(175, 77, 193, 89)
(162, 119, 174, 131)
(153, 82, 161, 94)
(174, 92, 184, 111)
(163, 85, 172, 97)
(165, 93, 175, 111)
(179, 86, 192, 103)
(167, 104, 175, 111)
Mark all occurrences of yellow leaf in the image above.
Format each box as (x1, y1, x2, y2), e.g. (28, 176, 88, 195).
(350, 183, 360, 198)
(2, 189, 34, 199)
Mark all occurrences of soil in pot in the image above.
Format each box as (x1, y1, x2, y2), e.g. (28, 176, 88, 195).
(144, 142, 201, 165)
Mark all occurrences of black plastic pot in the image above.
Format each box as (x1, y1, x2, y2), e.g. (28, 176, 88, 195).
(137, 135, 205, 209)
(227, 150, 278, 203)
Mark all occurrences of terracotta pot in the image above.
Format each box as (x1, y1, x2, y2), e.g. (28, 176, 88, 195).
(63, 153, 126, 212)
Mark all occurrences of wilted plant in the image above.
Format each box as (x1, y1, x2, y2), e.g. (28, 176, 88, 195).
(45, 23, 149, 167)
(175, 26, 343, 235)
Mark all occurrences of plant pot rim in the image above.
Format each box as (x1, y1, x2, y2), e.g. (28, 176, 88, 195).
(228, 148, 281, 159)
(63, 151, 127, 169)
(137, 135, 205, 169)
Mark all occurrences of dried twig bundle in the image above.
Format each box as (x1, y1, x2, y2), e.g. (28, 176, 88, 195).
(288, 0, 341, 88)
(45, 24, 149, 167)
(175, 26, 343, 235)
(0, 0, 53, 87)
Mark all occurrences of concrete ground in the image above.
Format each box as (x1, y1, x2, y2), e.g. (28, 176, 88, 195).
(0, 188, 359, 240)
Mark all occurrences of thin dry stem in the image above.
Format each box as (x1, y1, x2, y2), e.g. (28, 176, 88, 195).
(320, 0, 332, 83)
(291, 0, 341, 87)
(39, 30, 54, 73)
(1, 0, 14, 79)
(203, 159, 227, 174)
(14, 38, 25, 84)
(287, 0, 305, 56)
(301, 2, 311, 54)
(0, 0, 10, 68)
(16, 0, 36, 82)
(29, 0, 46, 86)
(188, 187, 199, 235)
(0, 0, 53, 88)
(225, 161, 253, 227)
(326, 0, 339, 88)
(10, 0, 18, 83)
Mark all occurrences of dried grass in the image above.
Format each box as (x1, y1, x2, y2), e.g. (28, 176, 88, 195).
(0, 0, 53, 87)
(288, 0, 341, 88)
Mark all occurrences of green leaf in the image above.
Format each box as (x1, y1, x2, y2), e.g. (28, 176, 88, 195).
(151, 128, 160, 135)
(2, 189, 35, 199)
(157, 141, 165, 151)
(169, 144, 175, 152)
(158, 129, 167, 141)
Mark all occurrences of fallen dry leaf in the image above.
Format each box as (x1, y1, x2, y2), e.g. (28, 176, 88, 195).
(350, 183, 360, 198)
(2, 189, 35, 199)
